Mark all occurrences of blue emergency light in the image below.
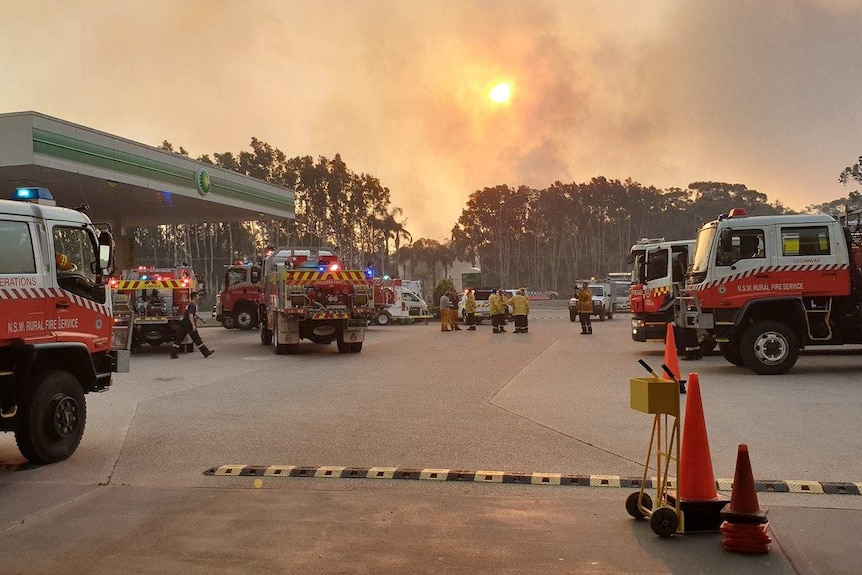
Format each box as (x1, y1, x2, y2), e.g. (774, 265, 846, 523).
(12, 187, 56, 206)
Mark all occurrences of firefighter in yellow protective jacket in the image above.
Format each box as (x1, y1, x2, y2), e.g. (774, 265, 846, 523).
(575, 282, 594, 335)
(489, 289, 507, 333)
(464, 289, 477, 330)
(510, 288, 530, 333)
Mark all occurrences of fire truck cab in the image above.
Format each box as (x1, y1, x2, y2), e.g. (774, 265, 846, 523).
(629, 238, 696, 343)
(676, 208, 862, 374)
(1, 187, 128, 463)
(215, 262, 262, 330)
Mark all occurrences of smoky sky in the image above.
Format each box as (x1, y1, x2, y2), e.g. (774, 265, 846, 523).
(1, 0, 860, 240)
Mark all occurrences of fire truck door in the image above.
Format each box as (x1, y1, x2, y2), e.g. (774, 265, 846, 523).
(0, 219, 50, 340)
(715, 227, 773, 305)
(51, 225, 106, 340)
(643, 247, 671, 313)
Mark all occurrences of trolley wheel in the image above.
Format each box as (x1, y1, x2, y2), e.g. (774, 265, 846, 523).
(650, 507, 679, 537)
(625, 492, 652, 519)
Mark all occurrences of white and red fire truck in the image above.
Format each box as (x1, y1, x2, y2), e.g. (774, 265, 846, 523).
(675, 207, 862, 374)
(1, 187, 129, 463)
(629, 238, 696, 343)
(372, 278, 430, 325)
(111, 265, 197, 349)
(259, 248, 375, 354)
(215, 249, 340, 330)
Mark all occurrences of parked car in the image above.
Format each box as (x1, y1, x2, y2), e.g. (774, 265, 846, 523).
(458, 288, 515, 323)
(523, 288, 559, 300)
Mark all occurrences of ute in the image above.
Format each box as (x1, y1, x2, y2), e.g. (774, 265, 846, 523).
(676, 207, 862, 374)
(259, 247, 375, 354)
(0, 187, 129, 463)
(372, 278, 431, 325)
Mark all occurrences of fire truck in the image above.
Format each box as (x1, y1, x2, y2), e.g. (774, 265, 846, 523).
(259, 248, 374, 354)
(629, 238, 696, 343)
(0, 187, 130, 463)
(675, 207, 862, 374)
(111, 265, 197, 349)
(215, 262, 262, 330)
(372, 278, 431, 325)
(215, 249, 339, 330)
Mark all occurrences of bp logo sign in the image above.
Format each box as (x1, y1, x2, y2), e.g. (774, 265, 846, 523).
(195, 168, 212, 196)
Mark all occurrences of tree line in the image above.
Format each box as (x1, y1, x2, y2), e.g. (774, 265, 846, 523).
(132, 139, 861, 304)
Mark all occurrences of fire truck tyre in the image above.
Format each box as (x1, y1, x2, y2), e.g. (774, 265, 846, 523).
(221, 315, 236, 329)
(235, 307, 256, 330)
(375, 311, 391, 326)
(260, 327, 273, 346)
(15, 370, 86, 464)
(740, 320, 799, 375)
(719, 341, 745, 367)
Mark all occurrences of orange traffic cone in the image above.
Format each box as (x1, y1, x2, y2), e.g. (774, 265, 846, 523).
(663, 324, 686, 393)
(679, 373, 717, 501)
(720, 444, 771, 553)
(667, 373, 729, 532)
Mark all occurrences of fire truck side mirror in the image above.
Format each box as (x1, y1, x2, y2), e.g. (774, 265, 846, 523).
(98, 230, 114, 274)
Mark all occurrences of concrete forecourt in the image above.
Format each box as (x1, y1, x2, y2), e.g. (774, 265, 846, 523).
(0, 306, 859, 574)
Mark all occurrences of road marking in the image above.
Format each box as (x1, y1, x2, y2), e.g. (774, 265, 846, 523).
(203, 465, 862, 495)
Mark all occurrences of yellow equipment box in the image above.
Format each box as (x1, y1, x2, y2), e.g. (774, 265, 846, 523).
(630, 377, 680, 416)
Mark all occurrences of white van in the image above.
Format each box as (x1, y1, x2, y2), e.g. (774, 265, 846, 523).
(458, 288, 515, 323)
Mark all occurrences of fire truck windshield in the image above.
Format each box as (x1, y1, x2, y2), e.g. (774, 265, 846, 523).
(691, 225, 717, 278)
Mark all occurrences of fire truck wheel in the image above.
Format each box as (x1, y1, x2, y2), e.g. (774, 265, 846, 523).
(222, 315, 236, 329)
(235, 307, 256, 330)
(740, 320, 799, 375)
(15, 370, 86, 464)
(719, 341, 745, 366)
(260, 327, 273, 345)
(375, 311, 391, 326)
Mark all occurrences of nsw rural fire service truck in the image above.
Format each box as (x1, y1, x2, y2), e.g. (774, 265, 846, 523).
(215, 249, 340, 330)
(630, 238, 696, 344)
(111, 265, 198, 350)
(676, 207, 862, 374)
(1, 187, 129, 463)
(259, 248, 374, 354)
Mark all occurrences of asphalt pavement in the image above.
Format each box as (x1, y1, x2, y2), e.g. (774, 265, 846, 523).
(0, 305, 860, 574)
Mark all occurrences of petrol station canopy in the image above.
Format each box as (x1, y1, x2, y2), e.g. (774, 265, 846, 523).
(0, 111, 295, 227)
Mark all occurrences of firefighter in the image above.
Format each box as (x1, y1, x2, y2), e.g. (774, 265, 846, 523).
(464, 289, 477, 330)
(489, 288, 506, 333)
(511, 288, 530, 333)
(448, 290, 462, 330)
(171, 292, 214, 358)
(575, 282, 593, 335)
(439, 291, 451, 332)
(55, 252, 74, 272)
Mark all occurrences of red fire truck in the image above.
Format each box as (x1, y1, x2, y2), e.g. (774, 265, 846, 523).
(259, 248, 375, 354)
(1, 187, 129, 463)
(215, 248, 339, 330)
(676, 207, 862, 374)
(111, 265, 197, 349)
(629, 238, 695, 343)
